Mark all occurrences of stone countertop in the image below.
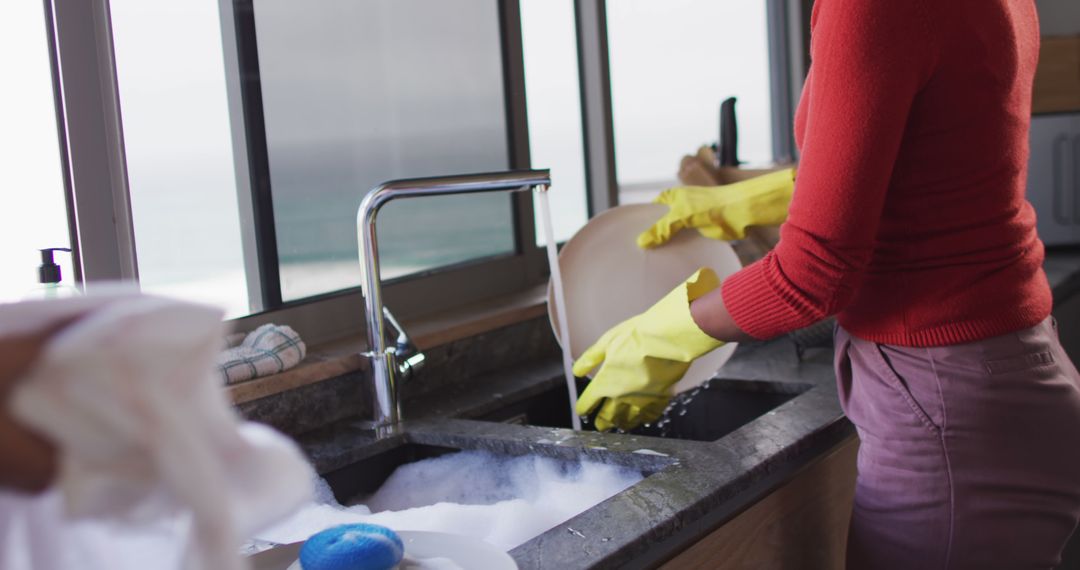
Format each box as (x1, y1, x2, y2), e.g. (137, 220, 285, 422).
(295, 336, 850, 570)
(290, 251, 1080, 569)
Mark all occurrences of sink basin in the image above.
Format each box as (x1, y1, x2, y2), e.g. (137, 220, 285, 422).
(293, 438, 663, 554)
(320, 443, 459, 505)
(479, 377, 811, 442)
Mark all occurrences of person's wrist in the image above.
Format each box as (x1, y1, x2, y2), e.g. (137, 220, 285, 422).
(0, 413, 57, 493)
(0, 315, 78, 493)
(689, 286, 755, 344)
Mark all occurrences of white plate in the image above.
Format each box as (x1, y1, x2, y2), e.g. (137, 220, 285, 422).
(250, 530, 517, 570)
(548, 203, 742, 394)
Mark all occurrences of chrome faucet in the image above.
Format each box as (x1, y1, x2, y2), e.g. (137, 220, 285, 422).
(356, 169, 552, 435)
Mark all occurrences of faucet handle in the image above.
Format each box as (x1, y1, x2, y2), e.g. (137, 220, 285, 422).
(381, 307, 426, 378)
(381, 306, 411, 352)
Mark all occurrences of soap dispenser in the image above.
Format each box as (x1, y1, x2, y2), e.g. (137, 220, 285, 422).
(27, 247, 80, 299)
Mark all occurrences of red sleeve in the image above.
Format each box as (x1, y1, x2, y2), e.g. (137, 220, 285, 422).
(721, 0, 939, 340)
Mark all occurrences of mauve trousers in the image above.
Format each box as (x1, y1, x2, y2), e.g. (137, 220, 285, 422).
(835, 317, 1080, 569)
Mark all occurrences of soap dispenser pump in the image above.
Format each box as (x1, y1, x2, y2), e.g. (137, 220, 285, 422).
(28, 247, 80, 299)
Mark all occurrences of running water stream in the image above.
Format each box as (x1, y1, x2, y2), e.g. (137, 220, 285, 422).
(535, 187, 582, 431)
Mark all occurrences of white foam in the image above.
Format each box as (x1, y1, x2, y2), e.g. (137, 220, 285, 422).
(255, 451, 642, 551)
(402, 556, 463, 570)
(632, 449, 668, 457)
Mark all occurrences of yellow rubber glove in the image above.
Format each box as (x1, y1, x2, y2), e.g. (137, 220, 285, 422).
(573, 268, 724, 432)
(637, 168, 796, 249)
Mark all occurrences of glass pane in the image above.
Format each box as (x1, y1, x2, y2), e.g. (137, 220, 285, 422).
(252, 0, 515, 301)
(110, 0, 251, 317)
(521, 0, 590, 245)
(0, 1, 73, 302)
(607, 0, 773, 192)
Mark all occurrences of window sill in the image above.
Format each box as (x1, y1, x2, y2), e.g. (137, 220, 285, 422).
(226, 284, 549, 405)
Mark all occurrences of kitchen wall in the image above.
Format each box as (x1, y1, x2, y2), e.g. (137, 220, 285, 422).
(1037, 0, 1080, 36)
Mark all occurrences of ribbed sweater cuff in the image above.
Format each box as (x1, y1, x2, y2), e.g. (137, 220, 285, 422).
(721, 256, 820, 340)
(838, 309, 1050, 348)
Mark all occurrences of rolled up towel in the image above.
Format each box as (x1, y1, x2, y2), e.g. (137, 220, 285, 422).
(217, 323, 306, 384)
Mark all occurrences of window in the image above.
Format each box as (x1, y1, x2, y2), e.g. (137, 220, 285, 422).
(249, 0, 517, 302)
(521, 0, 590, 244)
(104, 0, 552, 327)
(110, 0, 251, 317)
(42, 0, 795, 341)
(0, 1, 72, 302)
(607, 0, 774, 195)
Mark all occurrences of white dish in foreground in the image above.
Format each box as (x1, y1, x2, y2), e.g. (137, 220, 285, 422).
(249, 530, 517, 570)
(549, 203, 742, 394)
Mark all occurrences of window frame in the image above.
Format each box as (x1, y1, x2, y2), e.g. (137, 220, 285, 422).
(223, 0, 548, 340)
(767, 0, 808, 164)
(47, 0, 139, 287)
(575, 0, 620, 217)
(48, 0, 553, 345)
(46, 0, 796, 346)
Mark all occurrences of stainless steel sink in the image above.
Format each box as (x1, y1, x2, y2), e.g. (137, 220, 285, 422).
(318, 436, 670, 506)
(320, 443, 460, 505)
(479, 377, 812, 442)
(247, 426, 679, 570)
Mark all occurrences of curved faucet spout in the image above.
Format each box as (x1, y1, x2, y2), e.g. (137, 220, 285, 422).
(356, 169, 552, 433)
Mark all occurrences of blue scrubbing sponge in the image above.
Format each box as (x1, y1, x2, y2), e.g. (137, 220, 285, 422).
(299, 523, 405, 570)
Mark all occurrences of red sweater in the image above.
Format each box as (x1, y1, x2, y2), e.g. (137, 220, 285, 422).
(722, 0, 1051, 347)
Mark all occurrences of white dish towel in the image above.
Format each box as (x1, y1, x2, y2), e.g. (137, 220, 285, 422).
(217, 323, 306, 385)
(0, 292, 313, 570)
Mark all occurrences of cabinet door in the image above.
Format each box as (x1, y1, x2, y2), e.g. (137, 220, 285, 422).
(1028, 115, 1078, 245)
(1074, 116, 1080, 234)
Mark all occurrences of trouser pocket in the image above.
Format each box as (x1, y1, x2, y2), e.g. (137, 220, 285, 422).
(840, 335, 942, 437)
(871, 343, 941, 435)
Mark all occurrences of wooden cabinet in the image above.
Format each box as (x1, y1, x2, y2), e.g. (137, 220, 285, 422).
(1033, 36, 1080, 114)
(1028, 114, 1080, 246)
(661, 437, 858, 570)
(1050, 287, 1080, 569)
(1055, 289, 1080, 370)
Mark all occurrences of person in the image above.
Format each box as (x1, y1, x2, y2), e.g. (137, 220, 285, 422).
(573, 0, 1080, 567)
(0, 319, 65, 493)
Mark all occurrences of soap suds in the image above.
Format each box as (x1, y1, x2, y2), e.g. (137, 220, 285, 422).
(402, 556, 462, 570)
(256, 451, 642, 552)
